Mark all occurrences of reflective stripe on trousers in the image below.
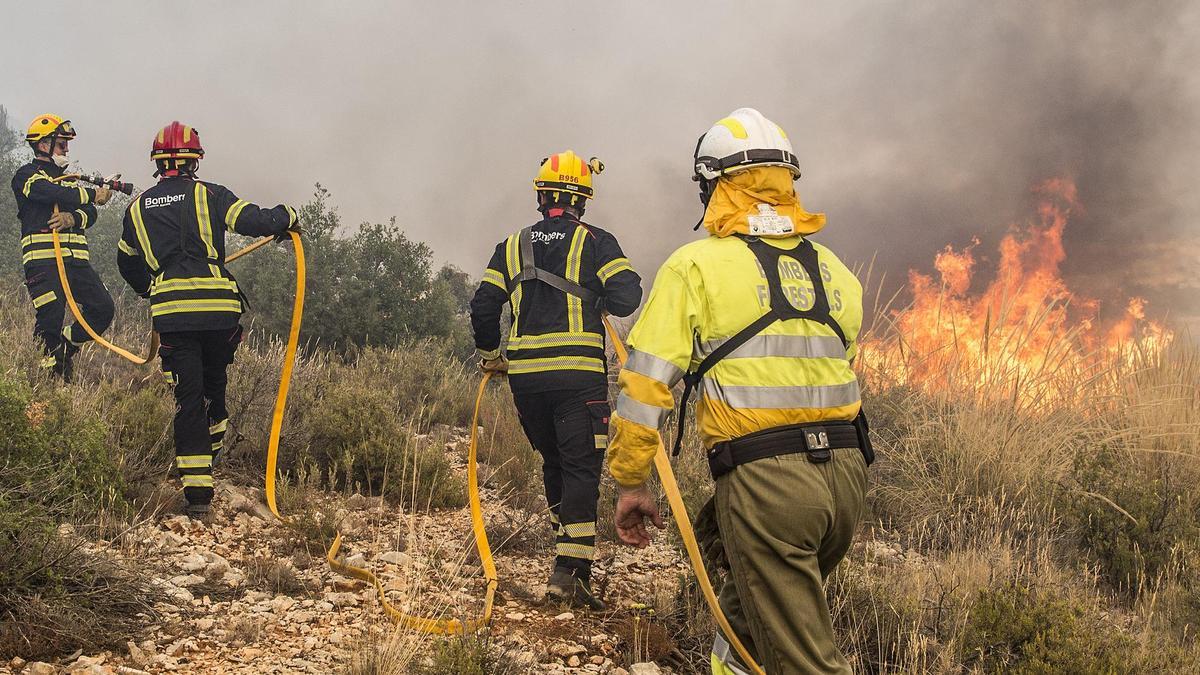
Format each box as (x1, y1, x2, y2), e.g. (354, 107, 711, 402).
(711, 634, 752, 675)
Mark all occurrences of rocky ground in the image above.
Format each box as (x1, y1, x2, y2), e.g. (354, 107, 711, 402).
(2, 430, 699, 675)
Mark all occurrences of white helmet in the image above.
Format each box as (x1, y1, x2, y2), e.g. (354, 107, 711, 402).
(692, 108, 801, 183)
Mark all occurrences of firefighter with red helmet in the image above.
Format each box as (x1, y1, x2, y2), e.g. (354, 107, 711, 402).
(9, 114, 116, 380)
(117, 121, 301, 519)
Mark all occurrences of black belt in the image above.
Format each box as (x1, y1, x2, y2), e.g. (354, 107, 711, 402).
(707, 420, 861, 479)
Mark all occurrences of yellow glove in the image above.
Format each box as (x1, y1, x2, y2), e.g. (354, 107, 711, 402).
(47, 211, 76, 231)
(93, 186, 112, 205)
(480, 357, 509, 375)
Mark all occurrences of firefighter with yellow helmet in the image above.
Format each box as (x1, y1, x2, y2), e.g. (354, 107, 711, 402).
(470, 151, 642, 609)
(9, 114, 115, 380)
(608, 108, 872, 674)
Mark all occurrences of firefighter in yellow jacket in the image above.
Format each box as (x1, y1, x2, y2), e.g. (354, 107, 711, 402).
(608, 108, 873, 674)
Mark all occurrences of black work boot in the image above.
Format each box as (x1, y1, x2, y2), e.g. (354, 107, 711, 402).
(546, 566, 605, 611)
(49, 341, 79, 382)
(185, 501, 212, 522)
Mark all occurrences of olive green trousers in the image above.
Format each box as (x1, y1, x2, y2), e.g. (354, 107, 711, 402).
(705, 446, 867, 674)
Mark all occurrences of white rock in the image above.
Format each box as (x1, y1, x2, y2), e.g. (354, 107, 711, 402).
(169, 574, 205, 588)
(194, 617, 215, 631)
(156, 531, 186, 549)
(551, 642, 586, 657)
(327, 592, 359, 607)
(377, 551, 412, 566)
(179, 552, 208, 572)
(127, 640, 148, 666)
(567, 655, 582, 667)
(316, 601, 334, 612)
(505, 612, 526, 621)
(9, 656, 27, 670)
(554, 611, 575, 621)
(629, 664, 662, 675)
(270, 595, 297, 614)
(24, 663, 57, 675)
(344, 553, 367, 567)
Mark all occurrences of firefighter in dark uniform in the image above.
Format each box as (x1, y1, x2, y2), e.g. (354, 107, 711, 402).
(10, 114, 115, 380)
(470, 150, 643, 609)
(117, 121, 300, 520)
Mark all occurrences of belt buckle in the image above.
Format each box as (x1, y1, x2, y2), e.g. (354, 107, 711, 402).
(803, 426, 831, 464)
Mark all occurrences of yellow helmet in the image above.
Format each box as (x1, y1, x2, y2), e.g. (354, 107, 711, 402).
(26, 113, 76, 143)
(533, 150, 604, 207)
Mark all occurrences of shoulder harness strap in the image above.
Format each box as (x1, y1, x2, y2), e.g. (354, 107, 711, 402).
(671, 235, 849, 455)
(510, 225, 600, 305)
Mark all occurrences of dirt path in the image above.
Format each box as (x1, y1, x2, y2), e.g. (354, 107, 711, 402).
(4, 455, 698, 674)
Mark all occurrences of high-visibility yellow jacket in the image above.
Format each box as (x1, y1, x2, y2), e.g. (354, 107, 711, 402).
(608, 177, 862, 488)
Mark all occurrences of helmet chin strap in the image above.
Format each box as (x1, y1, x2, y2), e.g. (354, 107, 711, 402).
(693, 177, 715, 231)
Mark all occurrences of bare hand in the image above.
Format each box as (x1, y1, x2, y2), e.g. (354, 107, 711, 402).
(93, 186, 112, 205)
(614, 485, 665, 548)
(47, 211, 75, 231)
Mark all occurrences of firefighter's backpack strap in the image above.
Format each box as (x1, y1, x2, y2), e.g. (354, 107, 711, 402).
(671, 235, 849, 455)
(512, 225, 599, 305)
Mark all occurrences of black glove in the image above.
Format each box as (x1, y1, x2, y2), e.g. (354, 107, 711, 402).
(274, 223, 302, 243)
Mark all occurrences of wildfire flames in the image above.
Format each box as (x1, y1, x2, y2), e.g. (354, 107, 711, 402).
(859, 178, 1171, 402)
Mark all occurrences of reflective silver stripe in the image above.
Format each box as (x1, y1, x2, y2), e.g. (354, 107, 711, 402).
(22, 233, 87, 246)
(23, 249, 88, 264)
(31, 291, 57, 308)
(130, 201, 159, 270)
(508, 356, 604, 375)
(712, 634, 752, 675)
(477, 347, 501, 360)
(626, 349, 684, 386)
(225, 199, 250, 231)
(509, 331, 603, 350)
(182, 475, 214, 488)
(699, 334, 847, 360)
(23, 171, 46, 197)
(561, 522, 596, 538)
(117, 239, 139, 256)
(616, 392, 671, 429)
(701, 378, 860, 409)
(74, 209, 89, 229)
(482, 268, 505, 291)
(555, 542, 594, 559)
(597, 257, 634, 282)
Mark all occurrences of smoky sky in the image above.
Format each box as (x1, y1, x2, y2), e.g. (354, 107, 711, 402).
(2, 1, 1197, 333)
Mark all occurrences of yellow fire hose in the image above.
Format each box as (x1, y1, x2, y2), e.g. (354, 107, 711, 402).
(47, 177, 757, 667)
(319, 315, 761, 670)
(324, 374, 499, 633)
(602, 318, 765, 675)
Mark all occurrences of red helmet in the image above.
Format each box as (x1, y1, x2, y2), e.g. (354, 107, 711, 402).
(151, 121, 204, 161)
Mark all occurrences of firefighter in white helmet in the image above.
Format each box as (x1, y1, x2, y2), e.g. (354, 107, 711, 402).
(608, 108, 873, 674)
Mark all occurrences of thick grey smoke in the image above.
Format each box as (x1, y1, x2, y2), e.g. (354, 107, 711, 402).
(1, 1, 1196, 332)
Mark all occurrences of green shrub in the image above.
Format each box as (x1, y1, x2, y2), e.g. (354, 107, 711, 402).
(960, 581, 1133, 674)
(418, 633, 501, 675)
(1071, 445, 1200, 594)
(294, 356, 467, 509)
(0, 377, 126, 518)
(0, 466, 159, 660)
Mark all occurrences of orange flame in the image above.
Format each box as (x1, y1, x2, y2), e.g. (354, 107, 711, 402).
(860, 177, 1171, 404)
